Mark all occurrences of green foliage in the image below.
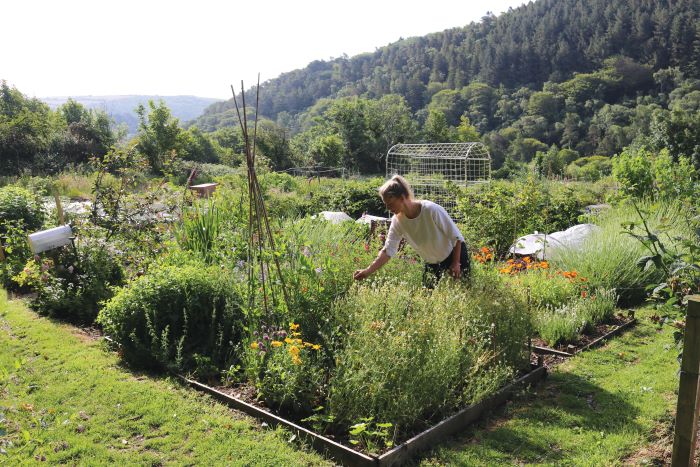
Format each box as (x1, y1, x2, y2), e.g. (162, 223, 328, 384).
(506, 269, 578, 311)
(621, 201, 700, 343)
(98, 262, 245, 372)
(136, 100, 189, 173)
(0, 186, 46, 233)
(612, 147, 654, 198)
(246, 324, 325, 415)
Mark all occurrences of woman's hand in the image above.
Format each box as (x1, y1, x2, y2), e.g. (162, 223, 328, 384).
(353, 269, 371, 281)
(449, 262, 461, 279)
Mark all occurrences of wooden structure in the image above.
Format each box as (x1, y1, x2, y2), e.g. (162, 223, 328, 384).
(672, 296, 700, 466)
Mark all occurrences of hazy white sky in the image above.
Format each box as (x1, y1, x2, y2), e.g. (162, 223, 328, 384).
(3, 0, 526, 99)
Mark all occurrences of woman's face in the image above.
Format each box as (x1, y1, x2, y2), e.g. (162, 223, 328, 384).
(382, 195, 406, 215)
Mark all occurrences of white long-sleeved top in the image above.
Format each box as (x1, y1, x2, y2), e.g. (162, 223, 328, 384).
(381, 200, 465, 264)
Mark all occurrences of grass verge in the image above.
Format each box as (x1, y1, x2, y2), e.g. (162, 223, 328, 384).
(421, 305, 678, 465)
(0, 291, 329, 465)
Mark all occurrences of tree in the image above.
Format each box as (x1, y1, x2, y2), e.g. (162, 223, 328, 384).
(423, 109, 455, 143)
(135, 100, 187, 173)
(456, 116, 480, 142)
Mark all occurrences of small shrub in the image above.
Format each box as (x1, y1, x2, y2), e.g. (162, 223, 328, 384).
(0, 186, 45, 234)
(97, 262, 244, 373)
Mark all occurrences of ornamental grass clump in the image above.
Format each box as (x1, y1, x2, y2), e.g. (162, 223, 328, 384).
(550, 201, 682, 304)
(327, 269, 531, 439)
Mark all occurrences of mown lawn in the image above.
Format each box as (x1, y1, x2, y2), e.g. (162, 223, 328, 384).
(422, 306, 678, 466)
(0, 289, 680, 466)
(0, 291, 329, 466)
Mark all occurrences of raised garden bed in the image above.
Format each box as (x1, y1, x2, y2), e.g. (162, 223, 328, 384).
(180, 361, 547, 466)
(532, 309, 637, 358)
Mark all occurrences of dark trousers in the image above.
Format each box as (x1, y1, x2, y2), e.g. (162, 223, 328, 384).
(423, 241, 470, 287)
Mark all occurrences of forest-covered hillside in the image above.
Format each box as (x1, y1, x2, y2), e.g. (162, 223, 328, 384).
(195, 0, 700, 126)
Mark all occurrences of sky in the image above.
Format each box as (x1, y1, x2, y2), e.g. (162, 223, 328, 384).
(2, 0, 527, 99)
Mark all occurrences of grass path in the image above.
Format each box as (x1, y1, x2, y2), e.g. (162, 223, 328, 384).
(1, 290, 679, 465)
(0, 292, 329, 466)
(422, 307, 678, 465)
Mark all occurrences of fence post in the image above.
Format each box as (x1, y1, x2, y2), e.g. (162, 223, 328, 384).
(672, 296, 700, 467)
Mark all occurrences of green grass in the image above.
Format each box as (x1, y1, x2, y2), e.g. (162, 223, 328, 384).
(0, 290, 680, 465)
(421, 306, 678, 466)
(0, 291, 329, 465)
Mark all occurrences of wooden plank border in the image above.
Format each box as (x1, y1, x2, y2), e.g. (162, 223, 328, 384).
(180, 363, 546, 466)
(532, 310, 637, 358)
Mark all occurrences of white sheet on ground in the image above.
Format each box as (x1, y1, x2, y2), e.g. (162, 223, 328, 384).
(314, 211, 353, 224)
(509, 224, 600, 260)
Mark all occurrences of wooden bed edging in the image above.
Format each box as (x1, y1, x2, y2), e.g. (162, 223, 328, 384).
(180, 363, 547, 466)
(532, 310, 637, 358)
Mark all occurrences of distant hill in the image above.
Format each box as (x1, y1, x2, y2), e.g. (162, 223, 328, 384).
(193, 0, 700, 131)
(42, 95, 222, 135)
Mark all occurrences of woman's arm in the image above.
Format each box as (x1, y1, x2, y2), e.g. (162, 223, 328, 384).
(449, 241, 462, 278)
(354, 250, 391, 280)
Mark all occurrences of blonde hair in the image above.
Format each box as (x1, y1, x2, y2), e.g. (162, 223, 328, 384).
(378, 174, 414, 200)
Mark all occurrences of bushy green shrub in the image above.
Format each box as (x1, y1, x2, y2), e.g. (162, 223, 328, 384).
(14, 243, 125, 323)
(327, 269, 531, 438)
(98, 262, 244, 373)
(0, 186, 45, 234)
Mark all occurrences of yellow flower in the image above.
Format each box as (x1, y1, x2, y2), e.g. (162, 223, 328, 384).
(291, 355, 302, 365)
(289, 322, 300, 331)
(284, 338, 294, 344)
(271, 341, 283, 348)
(289, 345, 300, 356)
(250, 342, 258, 349)
(294, 338, 303, 345)
(312, 344, 321, 350)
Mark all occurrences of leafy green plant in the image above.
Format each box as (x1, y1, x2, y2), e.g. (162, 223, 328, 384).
(550, 201, 669, 304)
(576, 288, 618, 329)
(348, 417, 394, 453)
(506, 268, 579, 310)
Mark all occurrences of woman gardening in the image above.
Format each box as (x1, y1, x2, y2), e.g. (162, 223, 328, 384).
(353, 175, 469, 285)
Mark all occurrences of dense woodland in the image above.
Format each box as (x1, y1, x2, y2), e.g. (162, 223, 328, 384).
(1, 0, 699, 177)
